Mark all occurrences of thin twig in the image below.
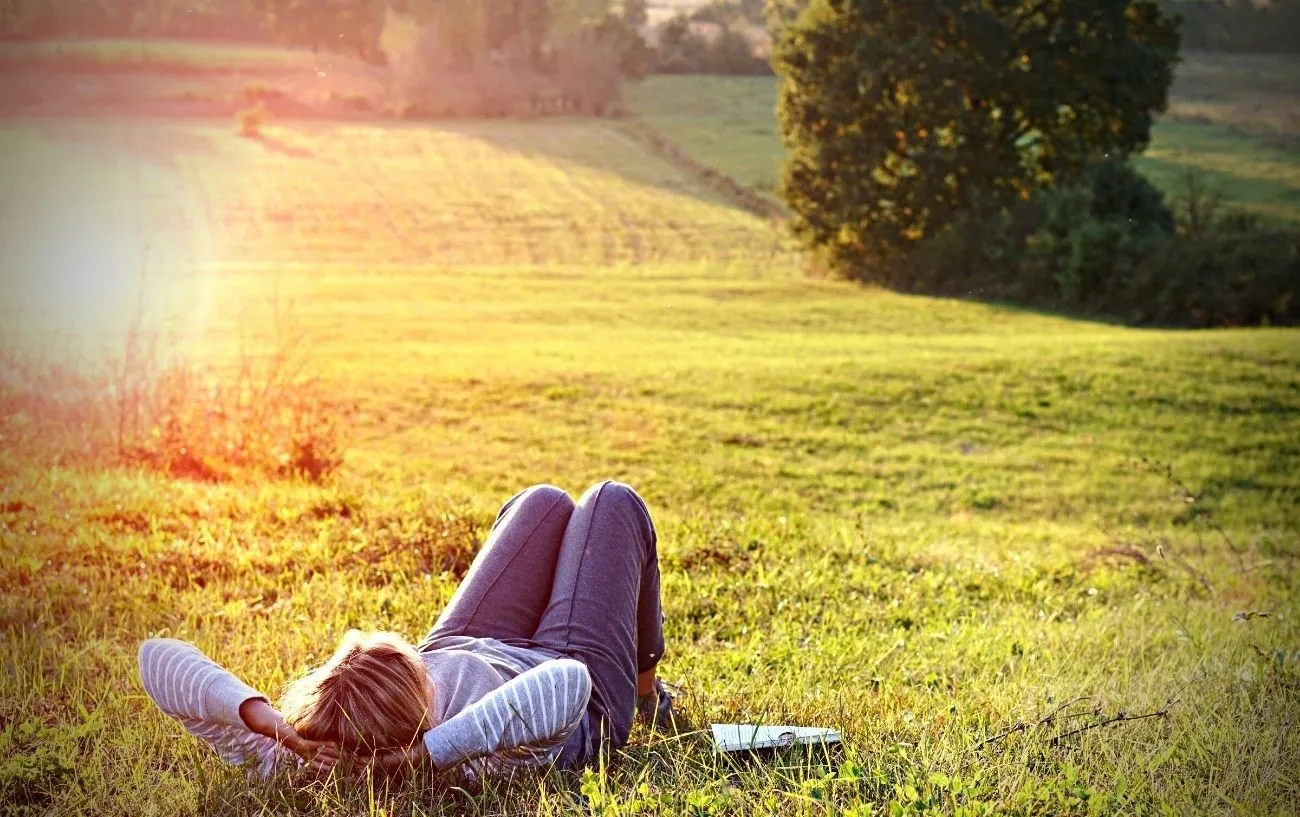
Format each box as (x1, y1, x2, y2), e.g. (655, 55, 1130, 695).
(973, 720, 1028, 751)
(974, 696, 1092, 751)
(1035, 696, 1093, 728)
(1050, 674, 1201, 746)
(975, 676, 1200, 753)
(1048, 698, 1179, 746)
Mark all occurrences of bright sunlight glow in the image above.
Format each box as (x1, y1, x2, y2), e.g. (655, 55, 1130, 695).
(0, 129, 214, 365)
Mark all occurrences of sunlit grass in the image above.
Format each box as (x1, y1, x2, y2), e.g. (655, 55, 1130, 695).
(1, 100, 1298, 815)
(0, 120, 788, 279)
(624, 75, 787, 195)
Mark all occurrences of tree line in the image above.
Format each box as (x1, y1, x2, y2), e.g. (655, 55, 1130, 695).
(0, 1, 778, 75)
(774, 0, 1299, 328)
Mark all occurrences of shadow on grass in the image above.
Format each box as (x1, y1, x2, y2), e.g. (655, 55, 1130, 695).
(439, 118, 777, 221)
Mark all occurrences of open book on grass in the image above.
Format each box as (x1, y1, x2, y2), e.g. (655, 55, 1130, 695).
(711, 723, 842, 753)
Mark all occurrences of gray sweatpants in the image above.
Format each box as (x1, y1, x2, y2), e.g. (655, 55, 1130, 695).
(422, 481, 665, 767)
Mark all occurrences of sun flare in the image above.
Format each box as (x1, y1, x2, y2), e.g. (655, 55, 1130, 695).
(0, 129, 215, 364)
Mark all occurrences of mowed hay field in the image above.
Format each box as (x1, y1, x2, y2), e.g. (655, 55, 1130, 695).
(2, 45, 1300, 817)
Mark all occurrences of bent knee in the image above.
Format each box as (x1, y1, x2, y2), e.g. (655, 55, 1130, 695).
(514, 483, 575, 514)
(583, 480, 649, 516)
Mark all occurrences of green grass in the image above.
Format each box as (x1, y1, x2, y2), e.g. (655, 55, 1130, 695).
(624, 76, 787, 196)
(2, 66, 1299, 816)
(0, 38, 314, 73)
(1134, 122, 1300, 224)
(625, 67, 1300, 222)
(1167, 52, 1300, 147)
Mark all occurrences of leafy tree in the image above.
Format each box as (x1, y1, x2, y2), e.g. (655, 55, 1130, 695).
(484, 0, 551, 56)
(763, 0, 808, 31)
(690, 0, 744, 26)
(653, 15, 708, 71)
(590, 12, 650, 77)
(250, 0, 386, 59)
(773, 0, 1180, 279)
(406, 0, 554, 71)
(549, 0, 612, 35)
(623, 0, 648, 27)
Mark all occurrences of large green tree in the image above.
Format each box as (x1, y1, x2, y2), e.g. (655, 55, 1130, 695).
(773, 0, 1180, 278)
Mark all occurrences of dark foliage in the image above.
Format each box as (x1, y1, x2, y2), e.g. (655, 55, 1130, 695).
(651, 14, 771, 75)
(893, 160, 1300, 328)
(589, 13, 650, 80)
(773, 0, 1180, 274)
(248, 0, 387, 62)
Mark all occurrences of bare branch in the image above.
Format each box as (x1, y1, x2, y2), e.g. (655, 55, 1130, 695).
(974, 720, 1028, 751)
(1048, 698, 1179, 746)
(975, 679, 1198, 753)
(974, 696, 1093, 751)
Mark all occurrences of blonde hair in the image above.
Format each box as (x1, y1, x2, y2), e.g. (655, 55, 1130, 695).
(280, 630, 431, 753)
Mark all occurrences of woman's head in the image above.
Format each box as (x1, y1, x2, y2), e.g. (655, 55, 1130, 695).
(280, 630, 433, 753)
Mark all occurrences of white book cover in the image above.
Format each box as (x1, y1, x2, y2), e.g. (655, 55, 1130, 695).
(711, 723, 842, 752)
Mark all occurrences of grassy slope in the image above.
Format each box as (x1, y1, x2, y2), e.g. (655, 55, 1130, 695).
(1135, 123, 1300, 224)
(2, 65, 1299, 817)
(0, 38, 312, 72)
(623, 59, 1300, 223)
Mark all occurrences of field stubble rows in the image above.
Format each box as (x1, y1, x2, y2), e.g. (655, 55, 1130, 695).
(0, 119, 790, 279)
(0, 95, 1298, 815)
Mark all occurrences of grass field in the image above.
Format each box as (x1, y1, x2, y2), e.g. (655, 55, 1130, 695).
(623, 54, 1300, 222)
(0, 38, 309, 72)
(2, 42, 1300, 817)
(1166, 52, 1300, 148)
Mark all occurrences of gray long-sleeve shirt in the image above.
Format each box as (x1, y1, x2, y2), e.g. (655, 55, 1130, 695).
(137, 637, 591, 778)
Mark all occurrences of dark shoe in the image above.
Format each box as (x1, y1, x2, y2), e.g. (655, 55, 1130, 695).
(636, 680, 692, 733)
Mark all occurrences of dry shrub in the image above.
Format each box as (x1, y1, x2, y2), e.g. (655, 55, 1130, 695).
(235, 101, 267, 138)
(115, 351, 344, 483)
(0, 300, 347, 484)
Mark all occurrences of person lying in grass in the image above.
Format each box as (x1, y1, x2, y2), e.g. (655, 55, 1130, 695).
(138, 481, 683, 780)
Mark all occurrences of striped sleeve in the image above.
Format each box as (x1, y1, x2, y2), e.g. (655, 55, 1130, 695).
(422, 658, 591, 771)
(138, 638, 288, 777)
